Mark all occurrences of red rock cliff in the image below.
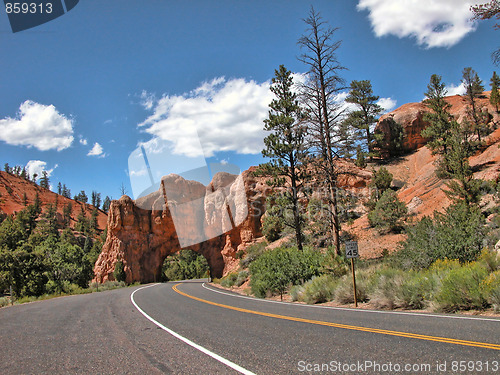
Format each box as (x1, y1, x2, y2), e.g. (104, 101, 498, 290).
(376, 92, 499, 154)
(93, 168, 272, 283)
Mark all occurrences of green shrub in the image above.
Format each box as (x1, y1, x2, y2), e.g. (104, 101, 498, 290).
(0, 296, 11, 307)
(240, 241, 268, 269)
(478, 249, 500, 272)
(482, 271, 500, 312)
(369, 268, 402, 309)
(113, 260, 127, 282)
(433, 262, 489, 312)
(320, 248, 349, 277)
(235, 270, 249, 286)
(249, 246, 322, 299)
(221, 272, 238, 287)
(372, 167, 393, 194)
(290, 284, 305, 302)
(334, 269, 370, 304)
(299, 275, 337, 304)
(368, 189, 407, 233)
(395, 271, 436, 310)
(262, 214, 283, 242)
(398, 201, 486, 269)
(161, 249, 209, 281)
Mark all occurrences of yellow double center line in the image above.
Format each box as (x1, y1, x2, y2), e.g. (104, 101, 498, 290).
(172, 283, 500, 351)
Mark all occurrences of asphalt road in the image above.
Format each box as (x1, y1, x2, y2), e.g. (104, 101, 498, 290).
(1, 281, 499, 374)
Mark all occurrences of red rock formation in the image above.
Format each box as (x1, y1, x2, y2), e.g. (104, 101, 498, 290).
(93, 168, 272, 283)
(0, 171, 107, 231)
(376, 92, 500, 155)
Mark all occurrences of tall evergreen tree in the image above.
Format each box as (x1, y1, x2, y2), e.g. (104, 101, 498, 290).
(102, 196, 111, 213)
(74, 190, 88, 203)
(344, 80, 383, 159)
(57, 182, 63, 195)
(421, 74, 455, 157)
(259, 65, 307, 250)
(298, 7, 345, 255)
(62, 202, 72, 227)
(61, 184, 71, 199)
(490, 71, 500, 112)
(39, 171, 50, 189)
(462, 67, 489, 142)
(91, 191, 101, 209)
(422, 75, 481, 206)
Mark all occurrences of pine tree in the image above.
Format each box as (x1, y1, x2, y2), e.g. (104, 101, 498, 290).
(90, 208, 99, 232)
(74, 190, 88, 203)
(91, 191, 101, 209)
(20, 167, 27, 180)
(102, 196, 111, 213)
(421, 74, 455, 156)
(4, 163, 10, 173)
(62, 202, 72, 227)
(39, 171, 50, 189)
(344, 80, 383, 159)
(61, 184, 71, 199)
(490, 71, 500, 112)
(57, 182, 62, 195)
(462, 67, 489, 142)
(33, 192, 42, 217)
(258, 65, 307, 250)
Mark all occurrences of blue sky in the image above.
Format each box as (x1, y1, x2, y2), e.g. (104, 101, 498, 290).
(0, 0, 498, 201)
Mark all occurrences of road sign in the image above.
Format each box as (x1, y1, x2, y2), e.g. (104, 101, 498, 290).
(345, 241, 359, 259)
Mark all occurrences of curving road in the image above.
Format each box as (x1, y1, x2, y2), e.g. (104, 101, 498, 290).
(1, 281, 499, 374)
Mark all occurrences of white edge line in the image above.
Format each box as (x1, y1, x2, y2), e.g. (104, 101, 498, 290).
(202, 283, 500, 323)
(130, 284, 256, 375)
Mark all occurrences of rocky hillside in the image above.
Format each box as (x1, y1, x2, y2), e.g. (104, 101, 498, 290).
(95, 91, 500, 283)
(351, 91, 500, 256)
(0, 171, 108, 231)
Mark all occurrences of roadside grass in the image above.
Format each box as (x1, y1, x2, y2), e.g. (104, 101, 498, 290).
(291, 249, 500, 313)
(0, 281, 138, 308)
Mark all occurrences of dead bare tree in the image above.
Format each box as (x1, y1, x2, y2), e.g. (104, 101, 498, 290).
(297, 7, 346, 256)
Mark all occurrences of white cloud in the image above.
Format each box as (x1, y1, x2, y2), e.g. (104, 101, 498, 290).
(140, 90, 156, 110)
(138, 77, 273, 157)
(377, 97, 397, 112)
(130, 168, 147, 177)
(26, 160, 56, 180)
(0, 100, 74, 151)
(87, 142, 105, 157)
(357, 0, 482, 48)
(445, 82, 466, 96)
(79, 138, 88, 146)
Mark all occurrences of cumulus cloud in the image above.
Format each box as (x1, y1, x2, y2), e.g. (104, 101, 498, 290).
(26, 160, 56, 180)
(79, 138, 88, 146)
(445, 82, 466, 96)
(357, 0, 483, 48)
(87, 142, 105, 157)
(0, 100, 74, 151)
(377, 97, 397, 112)
(138, 77, 273, 157)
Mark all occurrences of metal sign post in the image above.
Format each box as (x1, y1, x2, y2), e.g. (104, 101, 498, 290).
(345, 241, 359, 307)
